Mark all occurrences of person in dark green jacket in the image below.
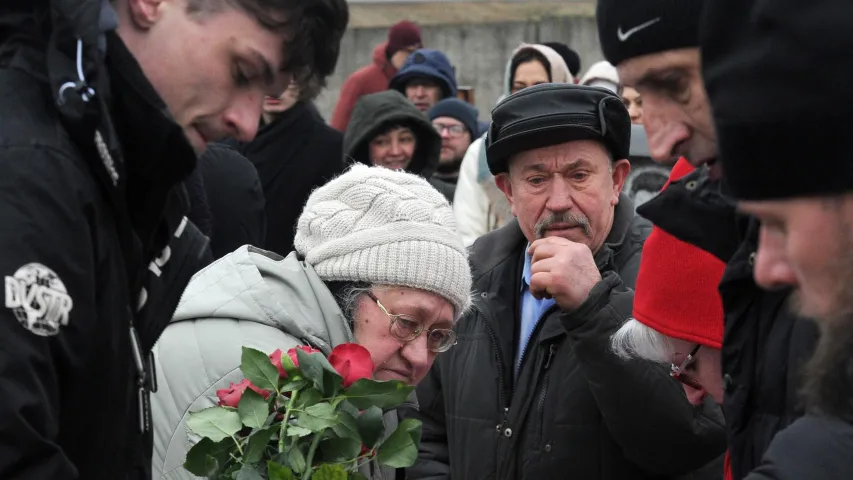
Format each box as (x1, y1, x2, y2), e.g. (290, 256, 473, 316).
(344, 90, 454, 202)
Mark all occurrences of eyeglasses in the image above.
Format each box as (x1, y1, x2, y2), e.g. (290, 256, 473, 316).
(366, 292, 457, 353)
(670, 344, 703, 391)
(432, 123, 467, 138)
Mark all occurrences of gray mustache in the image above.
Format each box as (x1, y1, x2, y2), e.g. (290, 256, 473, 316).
(534, 212, 591, 239)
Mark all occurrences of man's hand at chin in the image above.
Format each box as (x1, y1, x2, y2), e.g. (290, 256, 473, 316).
(528, 237, 602, 312)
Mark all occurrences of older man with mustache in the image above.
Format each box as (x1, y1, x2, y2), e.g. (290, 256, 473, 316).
(408, 83, 725, 480)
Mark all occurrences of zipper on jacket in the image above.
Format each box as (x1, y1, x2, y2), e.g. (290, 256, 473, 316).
(516, 305, 559, 378)
(482, 314, 511, 436)
(538, 344, 557, 413)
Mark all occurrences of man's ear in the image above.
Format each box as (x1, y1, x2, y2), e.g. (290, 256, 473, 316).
(494, 172, 517, 217)
(611, 159, 630, 205)
(126, 0, 166, 29)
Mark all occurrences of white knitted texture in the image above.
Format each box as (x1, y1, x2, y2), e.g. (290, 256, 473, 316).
(295, 165, 472, 314)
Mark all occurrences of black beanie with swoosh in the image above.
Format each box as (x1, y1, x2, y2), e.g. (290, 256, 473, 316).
(596, 0, 705, 66)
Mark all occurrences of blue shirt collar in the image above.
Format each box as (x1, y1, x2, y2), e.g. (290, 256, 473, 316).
(521, 243, 532, 290)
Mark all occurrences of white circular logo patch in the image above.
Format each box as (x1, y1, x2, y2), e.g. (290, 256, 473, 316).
(4, 263, 74, 336)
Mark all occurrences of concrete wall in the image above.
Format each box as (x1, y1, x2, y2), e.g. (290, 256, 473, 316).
(314, 4, 603, 122)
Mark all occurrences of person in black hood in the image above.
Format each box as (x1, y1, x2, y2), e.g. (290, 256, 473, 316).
(0, 0, 348, 478)
(344, 90, 454, 201)
(227, 80, 346, 256)
(198, 144, 266, 259)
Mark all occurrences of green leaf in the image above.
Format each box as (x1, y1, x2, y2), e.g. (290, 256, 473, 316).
(317, 437, 362, 463)
(297, 402, 339, 432)
(313, 464, 349, 480)
(267, 461, 296, 480)
(348, 473, 369, 480)
(288, 445, 307, 474)
(284, 425, 312, 437)
(238, 388, 271, 429)
(295, 387, 323, 409)
(296, 348, 344, 397)
(279, 377, 310, 393)
(187, 406, 242, 442)
(338, 400, 360, 418)
(242, 347, 281, 392)
(343, 379, 414, 410)
(331, 409, 361, 442)
(376, 418, 422, 468)
(244, 427, 276, 464)
(356, 406, 385, 449)
(236, 464, 264, 480)
(184, 437, 233, 476)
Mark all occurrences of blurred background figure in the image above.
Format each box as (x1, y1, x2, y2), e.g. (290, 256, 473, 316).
(544, 41, 582, 83)
(621, 86, 644, 124)
(198, 144, 266, 260)
(344, 90, 453, 201)
(226, 81, 345, 256)
(428, 98, 480, 199)
(623, 125, 673, 210)
(454, 43, 570, 246)
(580, 60, 620, 93)
(331, 21, 422, 131)
(389, 49, 458, 112)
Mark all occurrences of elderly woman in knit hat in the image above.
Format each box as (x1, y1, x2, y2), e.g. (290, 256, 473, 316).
(149, 165, 472, 480)
(611, 160, 726, 405)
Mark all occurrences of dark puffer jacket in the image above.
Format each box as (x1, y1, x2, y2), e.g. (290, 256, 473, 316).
(0, 1, 204, 478)
(637, 167, 820, 479)
(409, 195, 727, 479)
(343, 90, 453, 201)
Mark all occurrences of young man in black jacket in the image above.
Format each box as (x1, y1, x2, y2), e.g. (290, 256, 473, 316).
(408, 84, 725, 480)
(702, 0, 853, 477)
(0, 0, 347, 478)
(595, 1, 820, 477)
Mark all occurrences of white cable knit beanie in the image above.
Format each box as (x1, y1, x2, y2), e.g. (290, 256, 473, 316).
(295, 164, 472, 316)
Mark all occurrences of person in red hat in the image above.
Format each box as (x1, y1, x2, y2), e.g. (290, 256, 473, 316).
(331, 21, 423, 131)
(611, 159, 725, 405)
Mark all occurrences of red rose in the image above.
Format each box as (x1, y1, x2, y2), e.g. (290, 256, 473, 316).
(328, 343, 375, 388)
(216, 379, 271, 407)
(270, 346, 321, 378)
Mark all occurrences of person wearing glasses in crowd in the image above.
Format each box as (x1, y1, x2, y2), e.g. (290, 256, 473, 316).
(428, 98, 480, 199)
(612, 160, 726, 406)
(150, 165, 472, 480)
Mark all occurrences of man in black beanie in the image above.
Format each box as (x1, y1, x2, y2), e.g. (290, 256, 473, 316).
(702, 1, 853, 478)
(596, 0, 819, 478)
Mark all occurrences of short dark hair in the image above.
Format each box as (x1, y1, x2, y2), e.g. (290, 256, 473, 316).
(186, 0, 349, 91)
(510, 48, 552, 86)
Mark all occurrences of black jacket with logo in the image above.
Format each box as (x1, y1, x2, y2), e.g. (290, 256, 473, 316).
(637, 168, 820, 479)
(0, 1, 207, 478)
(408, 196, 727, 479)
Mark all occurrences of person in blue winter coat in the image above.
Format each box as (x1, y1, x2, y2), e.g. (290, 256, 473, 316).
(389, 49, 458, 112)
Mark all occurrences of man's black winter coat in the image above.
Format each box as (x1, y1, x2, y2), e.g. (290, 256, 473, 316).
(637, 167, 820, 479)
(409, 195, 727, 479)
(228, 101, 345, 256)
(0, 2, 206, 478)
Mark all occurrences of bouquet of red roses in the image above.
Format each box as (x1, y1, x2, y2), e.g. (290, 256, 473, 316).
(183, 343, 421, 479)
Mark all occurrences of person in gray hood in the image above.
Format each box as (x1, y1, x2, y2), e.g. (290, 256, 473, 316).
(343, 90, 454, 201)
(151, 164, 472, 480)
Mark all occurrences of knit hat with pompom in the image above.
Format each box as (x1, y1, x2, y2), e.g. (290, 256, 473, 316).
(295, 164, 472, 316)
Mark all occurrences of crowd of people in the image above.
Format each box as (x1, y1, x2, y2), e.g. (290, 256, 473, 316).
(0, 0, 851, 479)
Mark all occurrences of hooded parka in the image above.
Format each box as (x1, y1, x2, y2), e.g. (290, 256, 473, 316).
(343, 90, 453, 201)
(0, 0, 206, 478)
(409, 195, 727, 480)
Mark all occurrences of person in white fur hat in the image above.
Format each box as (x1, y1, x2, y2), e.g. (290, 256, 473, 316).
(149, 164, 472, 480)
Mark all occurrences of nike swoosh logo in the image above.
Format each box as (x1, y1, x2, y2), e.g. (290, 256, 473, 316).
(617, 17, 661, 42)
